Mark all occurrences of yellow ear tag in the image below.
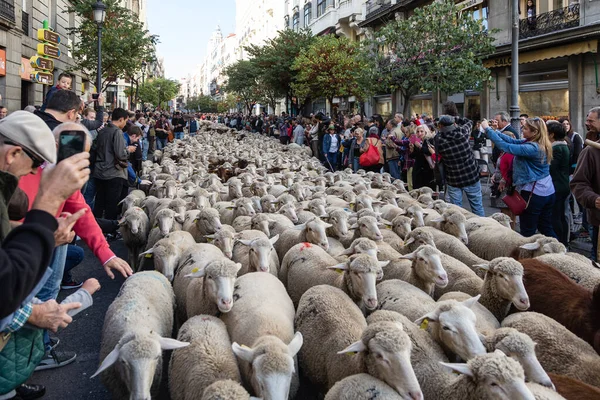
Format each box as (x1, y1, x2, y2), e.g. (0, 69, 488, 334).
(335, 269, 344, 275)
(207, 238, 214, 243)
(145, 253, 153, 259)
(385, 224, 392, 229)
(153, 224, 158, 229)
(193, 218, 199, 223)
(349, 203, 355, 207)
(191, 267, 199, 273)
(420, 318, 429, 330)
(345, 351, 357, 356)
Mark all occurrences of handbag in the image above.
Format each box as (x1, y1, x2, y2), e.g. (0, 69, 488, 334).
(433, 134, 445, 187)
(502, 182, 537, 216)
(359, 139, 380, 167)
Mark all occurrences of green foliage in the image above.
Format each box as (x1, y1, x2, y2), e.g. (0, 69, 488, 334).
(222, 60, 261, 114)
(291, 34, 367, 106)
(67, 0, 158, 92)
(362, 0, 496, 112)
(137, 78, 180, 109)
(187, 95, 220, 113)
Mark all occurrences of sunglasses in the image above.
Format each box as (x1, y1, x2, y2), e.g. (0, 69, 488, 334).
(4, 140, 44, 168)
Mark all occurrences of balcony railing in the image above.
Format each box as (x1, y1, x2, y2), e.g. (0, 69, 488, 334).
(366, 0, 392, 19)
(519, 3, 580, 39)
(0, 0, 15, 24)
(22, 10, 28, 34)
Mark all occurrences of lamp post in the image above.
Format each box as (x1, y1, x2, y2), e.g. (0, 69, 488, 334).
(510, 0, 521, 135)
(92, 1, 106, 98)
(140, 61, 147, 111)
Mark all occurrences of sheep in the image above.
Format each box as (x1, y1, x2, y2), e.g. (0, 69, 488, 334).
(231, 215, 252, 232)
(444, 257, 530, 321)
(382, 245, 448, 297)
(216, 198, 256, 225)
(232, 230, 280, 276)
(260, 194, 278, 213)
(221, 273, 303, 400)
(437, 291, 501, 338)
(141, 230, 195, 281)
(294, 285, 423, 398)
(376, 280, 436, 322)
(205, 225, 237, 259)
(340, 216, 384, 248)
(502, 312, 600, 388)
(277, 202, 300, 224)
(513, 237, 567, 260)
(167, 198, 188, 225)
(405, 204, 426, 228)
(548, 373, 600, 400)
(259, 213, 296, 238)
(491, 212, 513, 228)
(325, 208, 351, 238)
(92, 271, 189, 400)
(336, 237, 380, 263)
(518, 258, 600, 353)
(182, 210, 202, 232)
(534, 253, 600, 291)
(185, 208, 223, 243)
(118, 206, 150, 271)
(391, 215, 412, 240)
(380, 204, 406, 223)
(282, 244, 387, 311)
(201, 380, 256, 400)
(118, 189, 146, 213)
(147, 208, 183, 249)
(324, 374, 404, 400)
(425, 209, 469, 244)
(169, 316, 242, 400)
(274, 216, 331, 261)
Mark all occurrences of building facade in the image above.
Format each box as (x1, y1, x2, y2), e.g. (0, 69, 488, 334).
(236, 0, 284, 60)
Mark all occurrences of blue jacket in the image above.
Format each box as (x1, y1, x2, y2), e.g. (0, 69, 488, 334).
(485, 127, 550, 186)
(323, 133, 341, 154)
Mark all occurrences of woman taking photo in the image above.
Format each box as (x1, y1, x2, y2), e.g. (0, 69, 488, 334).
(481, 117, 557, 238)
(410, 124, 436, 190)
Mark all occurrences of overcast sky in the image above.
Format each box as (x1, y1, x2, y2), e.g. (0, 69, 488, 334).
(147, 0, 236, 80)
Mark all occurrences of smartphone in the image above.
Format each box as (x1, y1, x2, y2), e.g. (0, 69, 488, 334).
(57, 130, 86, 162)
(92, 93, 99, 100)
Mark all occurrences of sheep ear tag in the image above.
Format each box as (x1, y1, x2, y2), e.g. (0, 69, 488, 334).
(420, 318, 429, 330)
(335, 269, 344, 275)
(207, 238, 214, 243)
(145, 253, 153, 259)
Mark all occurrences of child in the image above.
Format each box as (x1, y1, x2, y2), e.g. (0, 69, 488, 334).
(40, 73, 72, 112)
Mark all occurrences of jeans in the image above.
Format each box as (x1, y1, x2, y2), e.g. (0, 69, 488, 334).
(326, 152, 338, 172)
(388, 159, 400, 180)
(141, 137, 149, 161)
(592, 225, 599, 262)
(36, 245, 68, 348)
(82, 176, 96, 209)
(519, 191, 557, 238)
(446, 181, 485, 217)
(62, 245, 85, 283)
(93, 177, 125, 220)
(156, 137, 167, 150)
(352, 157, 359, 172)
(552, 191, 569, 246)
(190, 131, 197, 137)
(175, 132, 184, 140)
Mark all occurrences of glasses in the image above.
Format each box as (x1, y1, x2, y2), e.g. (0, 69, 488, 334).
(3, 140, 44, 168)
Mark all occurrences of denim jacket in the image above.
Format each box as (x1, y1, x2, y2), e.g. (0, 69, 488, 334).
(484, 127, 550, 186)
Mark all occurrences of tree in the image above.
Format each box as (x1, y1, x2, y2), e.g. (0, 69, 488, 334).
(222, 60, 261, 114)
(245, 29, 313, 114)
(68, 0, 158, 92)
(291, 35, 367, 113)
(362, 0, 496, 115)
(137, 78, 180, 110)
(187, 95, 219, 113)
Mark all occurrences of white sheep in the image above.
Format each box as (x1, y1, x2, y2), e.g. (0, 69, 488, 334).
(274, 216, 332, 261)
(376, 279, 436, 322)
(233, 230, 280, 276)
(147, 208, 183, 249)
(118, 189, 146, 213)
(535, 253, 600, 290)
(141, 231, 196, 281)
(325, 374, 404, 400)
(118, 206, 150, 271)
(295, 285, 423, 398)
(221, 273, 303, 400)
(425, 209, 469, 244)
(182, 210, 202, 232)
(201, 380, 257, 400)
(185, 208, 223, 243)
(205, 225, 237, 259)
(169, 316, 242, 400)
(92, 271, 189, 400)
(215, 198, 256, 225)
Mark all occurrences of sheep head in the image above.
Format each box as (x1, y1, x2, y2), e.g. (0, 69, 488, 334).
(478, 257, 530, 312)
(431, 209, 468, 245)
(185, 259, 242, 312)
(236, 235, 279, 273)
(399, 245, 448, 288)
(350, 216, 383, 242)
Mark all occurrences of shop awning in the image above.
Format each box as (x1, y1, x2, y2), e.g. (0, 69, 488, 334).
(484, 40, 598, 68)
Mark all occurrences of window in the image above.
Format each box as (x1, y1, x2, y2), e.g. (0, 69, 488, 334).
(284, 14, 290, 28)
(304, 3, 311, 26)
(461, 1, 489, 31)
(293, 12, 299, 31)
(317, 0, 326, 17)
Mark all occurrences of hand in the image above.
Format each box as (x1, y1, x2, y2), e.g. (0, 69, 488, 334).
(33, 153, 90, 216)
(480, 119, 490, 130)
(54, 209, 87, 246)
(81, 278, 101, 295)
(127, 145, 136, 153)
(29, 300, 80, 332)
(103, 257, 133, 279)
(97, 94, 105, 107)
(140, 179, 152, 186)
(415, 141, 422, 149)
(409, 143, 414, 152)
(498, 181, 506, 192)
(491, 119, 499, 129)
(595, 197, 600, 210)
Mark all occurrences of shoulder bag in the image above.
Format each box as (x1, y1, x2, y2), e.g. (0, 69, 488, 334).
(502, 182, 537, 216)
(359, 139, 380, 167)
(433, 134, 445, 187)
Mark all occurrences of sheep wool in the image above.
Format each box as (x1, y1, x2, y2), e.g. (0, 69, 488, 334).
(324, 374, 404, 400)
(200, 380, 253, 400)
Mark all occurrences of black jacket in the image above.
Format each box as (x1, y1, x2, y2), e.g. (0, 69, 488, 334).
(34, 109, 61, 131)
(81, 106, 105, 133)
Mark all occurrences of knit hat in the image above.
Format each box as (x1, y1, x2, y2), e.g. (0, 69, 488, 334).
(438, 115, 455, 127)
(0, 111, 56, 164)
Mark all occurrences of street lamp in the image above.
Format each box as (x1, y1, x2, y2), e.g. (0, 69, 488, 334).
(92, 1, 106, 98)
(141, 60, 147, 85)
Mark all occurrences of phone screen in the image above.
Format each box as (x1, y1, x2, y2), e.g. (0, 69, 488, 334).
(57, 130, 86, 162)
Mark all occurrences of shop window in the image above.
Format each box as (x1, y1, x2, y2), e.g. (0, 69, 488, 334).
(409, 98, 432, 117)
(519, 89, 568, 120)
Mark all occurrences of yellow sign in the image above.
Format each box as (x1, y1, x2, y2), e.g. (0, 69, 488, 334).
(30, 56, 54, 71)
(37, 43, 61, 59)
(32, 71, 54, 85)
(36, 28, 61, 45)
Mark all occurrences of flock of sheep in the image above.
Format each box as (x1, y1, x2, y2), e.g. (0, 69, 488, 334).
(92, 120, 600, 400)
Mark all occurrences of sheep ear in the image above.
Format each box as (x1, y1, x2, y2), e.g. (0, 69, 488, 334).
(520, 242, 541, 250)
(232, 342, 255, 363)
(117, 198, 126, 206)
(140, 248, 154, 256)
(204, 234, 216, 239)
(430, 216, 445, 223)
(158, 337, 190, 350)
(340, 247, 355, 256)
(91, 345, 121, 378)
(462, 294, 482, 309)
(327, 262, 349, 272)
(293, 223, 307, 230)
(322, 222, 333, 229)
(475, 264, 490, 272)
(269, 234, 279, 245)
(493, 349, 507, 357)
(287, 332, 303, 358)
(237, 239, 254, 246)
(234, 263, 243, 273)
(404, 237, 415, 246)
(440, 362, 473, 377)
(349, 223, 358, 229)
(379, 260, 390, 268)
(337, 340, 367, 355)
(398, 250, 417, 260)
(185, 265, 207, 278)
(117, 218, 127, 226)
(414, 308, 440, 326)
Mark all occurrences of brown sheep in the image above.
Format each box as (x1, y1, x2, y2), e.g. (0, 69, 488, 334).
(519, 258, 600, 354)
(549, 373, 600, 400)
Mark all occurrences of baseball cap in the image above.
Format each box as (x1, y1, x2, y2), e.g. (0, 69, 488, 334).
(0, 111, 56, 164)
(328, 124, 336, 131)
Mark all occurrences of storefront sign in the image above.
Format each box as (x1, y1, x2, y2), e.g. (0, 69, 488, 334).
(484, 40, 598, 69)
(0, 49, 6, 76)
(20, 57, 33, 81)
(456, 0, 484, 11)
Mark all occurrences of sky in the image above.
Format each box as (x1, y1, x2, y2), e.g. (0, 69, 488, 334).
(146, 0, 236, 80)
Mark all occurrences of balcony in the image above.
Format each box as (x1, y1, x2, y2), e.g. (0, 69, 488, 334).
(365, 0, 392, 20)
(316, 0, 335, 18)
(337, 0, 362, 21)
(519, 3, 580, 39)
(0, 0, 15, 27)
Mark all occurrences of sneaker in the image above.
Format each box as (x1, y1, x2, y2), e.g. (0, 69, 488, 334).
(13, 383, 45, 400)
(48, 336, 60, 350)
(34, 349, 76, 371)
(60, 279, 83, 290)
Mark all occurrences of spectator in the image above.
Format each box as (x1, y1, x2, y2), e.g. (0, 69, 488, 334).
(410, 124, 436, 190)
(61, 244, 85, 290)
(394, 113, 403, 126)
(172, 111, 185, 140)
(279, 119, 291, 145)
(471, 121, 489, 174)
(547, 120, 571, 246)
(188, 114, 199, 137)
(292, 119, 305, 145)
(0, 106, 7, 119)
(134, 114, 150, 161)
(323, 124, 341, 172)
(154, 114, 170, 150)
(92, 108, 130, 220)
(482, 117, 556, 237)
(436, 115, 484, 216)
(560, 117, 582, 173)
(40, 72, 72, 112)
(359, 126, 384, 173)
(385, 119, 402, 180)
(571, 107, 600, 260)
(491, 111, 521, 165)
(34, 90, 82, 131)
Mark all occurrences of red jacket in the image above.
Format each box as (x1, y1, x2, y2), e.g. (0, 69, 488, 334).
(498, 153, 515, 187)
(19, 167, 115, 265)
